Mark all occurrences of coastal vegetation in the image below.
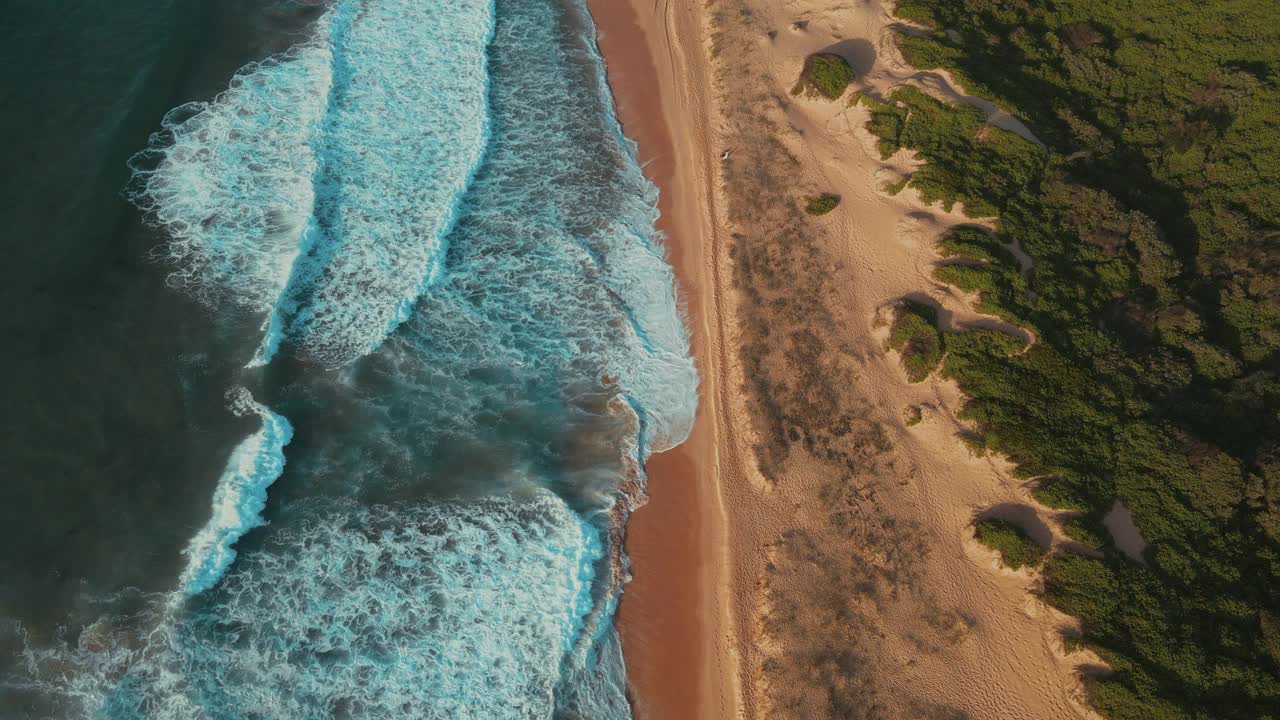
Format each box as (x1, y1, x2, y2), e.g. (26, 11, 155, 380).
(794, 52, 854, 99)
(973, 518, 1046, 570)
(804, 194, 841, 215)
(712, 5, 975, 716)
(887, 300, 944, 382)
(869, 1, 1280, 717)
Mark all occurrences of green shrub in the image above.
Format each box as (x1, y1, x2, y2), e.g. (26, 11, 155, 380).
(858, 86, 1045, 216)
(1041, 552, 1119, 621)
(1061, 631, 1085, 654)
(1061, 516, 1106, 548)
(804, 194, 841, 216)
(888, 301, 944, 382)
(937, 226, 1017, 266)
(973, 518, 1047, 569)
(1031, 477, 1094, 512)
(797, 53, 854, 99)
(932, 262, 1028, 325)
(857, 94, 909, 159)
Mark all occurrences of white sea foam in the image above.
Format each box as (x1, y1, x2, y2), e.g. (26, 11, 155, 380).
(177, 388, 293, 596)
(131, 0, 494, 367)
(22, 494, 602, 720)
(17, 2, 699, 718)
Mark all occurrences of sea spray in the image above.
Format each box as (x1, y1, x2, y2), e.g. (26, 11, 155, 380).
(177, 388, 292, 596)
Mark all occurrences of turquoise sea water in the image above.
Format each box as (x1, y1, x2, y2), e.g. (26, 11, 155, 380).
(1, 1, 696, 717)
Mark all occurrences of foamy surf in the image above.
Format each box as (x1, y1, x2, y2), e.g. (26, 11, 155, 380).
(18, 494, 603, 720)
(11, 1, 698, 718)
(130, 0, 494, 367)
(177, 389, 293, 596)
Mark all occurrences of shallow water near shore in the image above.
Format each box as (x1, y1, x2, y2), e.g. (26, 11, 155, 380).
(1, 0, 695, 717)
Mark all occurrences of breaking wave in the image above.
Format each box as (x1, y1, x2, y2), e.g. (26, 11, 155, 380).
(177, 389, 293, 597)
(11, 1, 698, 718)
(19, 495, 603, 720)
(129, 0, 494, 367)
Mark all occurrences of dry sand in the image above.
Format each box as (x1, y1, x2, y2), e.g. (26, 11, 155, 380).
(591, 0, 1107, 718)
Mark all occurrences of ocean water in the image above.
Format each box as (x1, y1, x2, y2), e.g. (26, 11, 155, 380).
(0, 1, 696, 718)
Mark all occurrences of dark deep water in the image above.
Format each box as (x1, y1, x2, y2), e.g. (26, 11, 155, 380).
(0, 1, 696, 717)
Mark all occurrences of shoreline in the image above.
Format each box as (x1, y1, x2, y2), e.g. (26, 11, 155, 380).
(585, 1, 739, 719)
(592, 0, 1103, 718)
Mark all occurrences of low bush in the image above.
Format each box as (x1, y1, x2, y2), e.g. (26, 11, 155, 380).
(856, 94, 908, 159)
(974, 518, 1047, 569)
(797, 53, 854, 99)
(887, 300, 944, 382)
(804, 194, 841, 216)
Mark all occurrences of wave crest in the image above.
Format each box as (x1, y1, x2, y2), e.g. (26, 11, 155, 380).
(178, 388, 293, 596)
(21, 494, 602, 720)
(130, 0, 495, 367)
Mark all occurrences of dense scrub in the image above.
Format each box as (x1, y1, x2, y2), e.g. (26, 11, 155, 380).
(795, 53, 855, 99)
(887, 300, 944, 382)
(973, 518, 1046, 570)
(868, 2, 1280, 717)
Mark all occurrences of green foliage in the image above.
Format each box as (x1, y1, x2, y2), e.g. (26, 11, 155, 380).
(857, 94, 908, 159)
(1032, 476, 1097, 512)
(798, 53, 854, 100)
(931, 261, 1026, 325)
(937, 226, 1016, 265)
(1042, 552, 1120, 623)
(882, 176, 910, 195)
(905, 405, 924, 427)
(1061, 515, 1106, 548)
(974, 518, 1046, 569)
(859, 86, 1046, 218)
(804, 194, 841, 216)
(893, 0, 1280, 365)
(1062, 631, 1085, 654)
(883, 1, 1280, 716)
(887, 300, 944, 382)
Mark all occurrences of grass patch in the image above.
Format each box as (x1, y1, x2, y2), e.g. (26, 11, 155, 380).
(974, 518, 1047, 569)
(888, 300, 944, 382)
(804, 194, 841, 216)
(905, 405, 924, 427)
(797, 53, 854, 99)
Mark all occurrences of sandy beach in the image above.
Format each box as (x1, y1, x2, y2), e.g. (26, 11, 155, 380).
(593, 0, 1108, 718)
(586, 2, 738, 718)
